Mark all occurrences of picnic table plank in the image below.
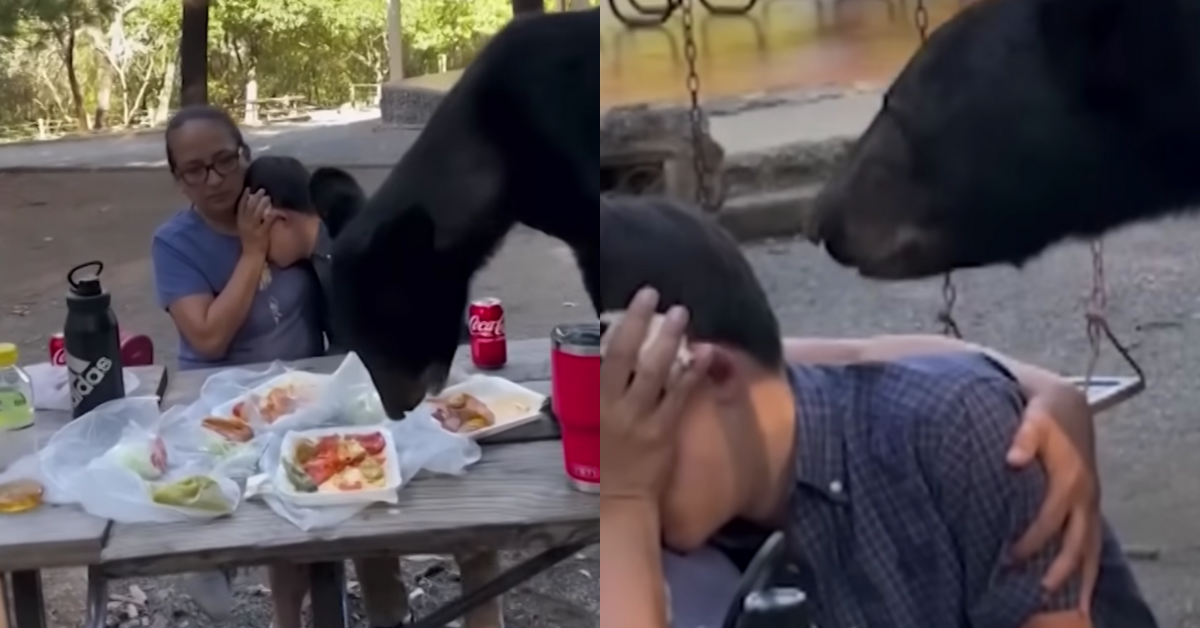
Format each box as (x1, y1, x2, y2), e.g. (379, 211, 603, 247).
(100, 440, 598, 577)
(0, 365, 167, 573)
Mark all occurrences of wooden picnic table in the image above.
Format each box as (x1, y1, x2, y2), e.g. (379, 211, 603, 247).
(77, 340, 592, 628)
(0, 365, 168, 628)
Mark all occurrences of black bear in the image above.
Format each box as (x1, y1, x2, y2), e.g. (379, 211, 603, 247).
(326, 9, 600, 416)
(809, 0, 1200, 280)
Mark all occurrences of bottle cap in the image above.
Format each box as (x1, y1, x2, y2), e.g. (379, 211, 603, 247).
(0, 344, 17, 368)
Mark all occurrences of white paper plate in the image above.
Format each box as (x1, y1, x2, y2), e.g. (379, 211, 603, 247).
(423, 375, 547, 440)
(275, 425, 402, 508)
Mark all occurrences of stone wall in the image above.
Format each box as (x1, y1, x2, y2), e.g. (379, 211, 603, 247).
(600, 104, 725, 210)
(380, 83, 445, 127)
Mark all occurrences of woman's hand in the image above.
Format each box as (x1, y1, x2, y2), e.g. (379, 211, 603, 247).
(600, 288, 711, 504)
(237, 189, 276, 258)
(1007, 381, 1100, 608)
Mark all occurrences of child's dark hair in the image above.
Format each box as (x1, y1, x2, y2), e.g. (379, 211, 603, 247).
(244, 158, 366, 239)
(590, 196, 784, 369)
(164, 105, 249, 170)
(245, 156, 313, 212)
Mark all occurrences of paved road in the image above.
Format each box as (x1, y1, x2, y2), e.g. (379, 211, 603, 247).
(0, 113, 420, 170)
(0, 92, 883, 170)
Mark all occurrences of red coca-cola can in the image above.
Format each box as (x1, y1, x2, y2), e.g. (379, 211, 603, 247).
(49, 333, 67, 366)
(49, 330, 155, 367)
(469, 298, 508, 370)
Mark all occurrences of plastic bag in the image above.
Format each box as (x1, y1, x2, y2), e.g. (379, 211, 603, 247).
(23, 363, 142, 411)
(161, 402, 268, 480)
(39, 396, 241, 523)
(199, 362, 334, 434)
(244, 353, 481, 530)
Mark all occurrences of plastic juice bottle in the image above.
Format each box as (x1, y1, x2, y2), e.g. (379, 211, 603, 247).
(0, 343, 35, 466)
(0, 343, 42, 513)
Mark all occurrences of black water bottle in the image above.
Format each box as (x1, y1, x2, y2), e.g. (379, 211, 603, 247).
(64, 261, 125, 418)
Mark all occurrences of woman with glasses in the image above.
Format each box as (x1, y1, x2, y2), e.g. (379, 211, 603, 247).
(149, 105, 412, 628)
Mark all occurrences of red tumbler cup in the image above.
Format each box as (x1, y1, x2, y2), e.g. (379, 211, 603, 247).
(551, 323, 602, 493)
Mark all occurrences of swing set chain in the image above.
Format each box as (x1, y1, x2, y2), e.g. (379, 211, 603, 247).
(914, 0, 930, 39)
(681, 0, 714, 211)
(936, 273, 963, 339)
(911, 0, 961, 337)
(1083, 240, 1146, 387)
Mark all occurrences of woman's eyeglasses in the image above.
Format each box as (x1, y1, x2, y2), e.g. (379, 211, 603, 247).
(175, 151, 241, 185)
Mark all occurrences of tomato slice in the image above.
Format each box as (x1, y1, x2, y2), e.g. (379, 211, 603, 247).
(315, 436, 340, 458)
(354, 433, 386, 456)
(303, 460, 337, 486)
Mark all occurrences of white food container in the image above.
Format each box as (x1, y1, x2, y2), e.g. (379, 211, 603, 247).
(425, 375, 547, 440)
(275, 425, 402, 507)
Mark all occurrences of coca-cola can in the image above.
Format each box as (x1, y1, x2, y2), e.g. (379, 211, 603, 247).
(469, 298, 507, 370)
(49, 333, 67, 366)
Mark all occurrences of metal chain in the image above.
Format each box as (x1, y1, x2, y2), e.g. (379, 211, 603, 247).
(680, 0, 713, 211)
(1083, 240, 1107, 386)
(1081, 239, 1146, 391)
(911, 0, 961, 337)
(914, 0, 929, 39)
(936, 273, 962, 339)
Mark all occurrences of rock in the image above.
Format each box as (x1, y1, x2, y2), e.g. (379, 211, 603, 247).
(600, 104, 726, 211)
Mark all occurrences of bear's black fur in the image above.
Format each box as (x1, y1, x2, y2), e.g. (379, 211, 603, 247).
(325, 9, 599, 416)
(809, 0, 1200, 279)
(309, 166, 367, 238)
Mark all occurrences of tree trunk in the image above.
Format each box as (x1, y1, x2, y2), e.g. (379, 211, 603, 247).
(242, 65, 258, 125)
(62, 28, 89, 132)
(179, 0, 210, 105)
(511, 0, 544, 15)
(154, 51, 177, 124)
(93, 49, 113, 130)
(386, 0, 404, 82)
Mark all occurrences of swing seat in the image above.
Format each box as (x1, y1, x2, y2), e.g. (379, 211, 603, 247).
(1066, 375, 1145, 415)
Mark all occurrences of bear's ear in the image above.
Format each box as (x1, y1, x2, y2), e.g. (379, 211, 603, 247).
(309, 166, 367, 238)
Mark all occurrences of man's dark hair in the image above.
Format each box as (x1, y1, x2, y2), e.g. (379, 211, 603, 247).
(164, 105, 249, 170)
(585, 196, 783, 369)
(245, 156, 313, 213)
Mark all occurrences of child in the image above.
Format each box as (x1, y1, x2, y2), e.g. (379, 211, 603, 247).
(241, 155, 411, 628)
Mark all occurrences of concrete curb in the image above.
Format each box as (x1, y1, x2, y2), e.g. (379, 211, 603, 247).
(718, 184, 821, 243)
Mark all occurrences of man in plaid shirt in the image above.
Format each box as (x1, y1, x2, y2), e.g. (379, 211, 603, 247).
(596, 198, 1157, 628)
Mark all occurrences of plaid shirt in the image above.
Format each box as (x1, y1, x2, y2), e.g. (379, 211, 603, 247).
(786, 353, 1157, 628)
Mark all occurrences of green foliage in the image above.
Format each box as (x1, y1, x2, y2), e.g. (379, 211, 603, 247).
(405, 0, 510, 52)
(0, 0, 532, 137)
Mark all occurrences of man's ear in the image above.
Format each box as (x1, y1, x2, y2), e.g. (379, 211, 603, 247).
(707, 346, 742, 403)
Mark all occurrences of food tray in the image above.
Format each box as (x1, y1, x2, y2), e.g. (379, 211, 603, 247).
(424, 375, 548, 441)
(275, 425, 402, 507)
(210, 371, 329, 421)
